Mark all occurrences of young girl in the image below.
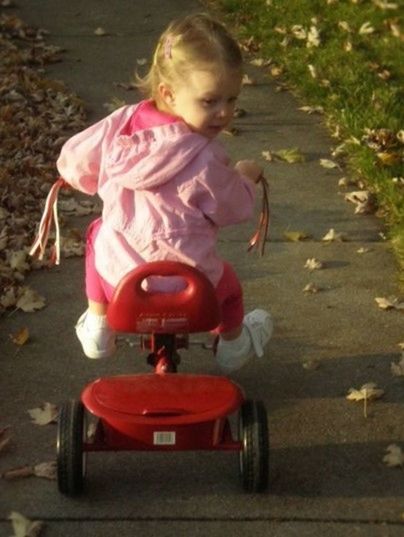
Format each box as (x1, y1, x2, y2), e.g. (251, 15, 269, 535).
(56, 13, 273, 371)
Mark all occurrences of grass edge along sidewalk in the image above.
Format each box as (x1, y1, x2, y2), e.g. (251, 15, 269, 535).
(207, 0, 404, 287)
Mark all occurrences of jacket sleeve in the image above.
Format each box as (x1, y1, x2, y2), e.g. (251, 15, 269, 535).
(56, 106, 130, 195)
(184, 153, 256, 227)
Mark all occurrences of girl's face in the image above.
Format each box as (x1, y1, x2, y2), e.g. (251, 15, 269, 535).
(159, 66, 242, 139)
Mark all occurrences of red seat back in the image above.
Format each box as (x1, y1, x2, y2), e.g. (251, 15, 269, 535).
(107, 261, 221, 334)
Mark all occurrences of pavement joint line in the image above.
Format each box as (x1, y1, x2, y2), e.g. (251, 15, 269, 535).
(1, 516, 403, 526)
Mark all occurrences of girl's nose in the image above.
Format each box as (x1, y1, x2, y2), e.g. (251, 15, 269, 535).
(216, 103, 231, 118)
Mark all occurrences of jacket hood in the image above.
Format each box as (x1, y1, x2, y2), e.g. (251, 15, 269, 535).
(110, 122, 211, 191)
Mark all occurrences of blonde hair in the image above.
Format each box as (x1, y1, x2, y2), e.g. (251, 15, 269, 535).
(136, 13, 243, 104)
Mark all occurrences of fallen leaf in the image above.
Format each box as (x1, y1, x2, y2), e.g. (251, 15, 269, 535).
(16, 287, 46, 313)
(307, 25, 321, 47)
(303, 282, 321, 293)
(338, 176, 356, 187)
(375, 296, 404, 311)
(27, 402, 58, 425)
(338, 21, 352, 32)
(391, 354, 404, 377)
(222, 127, 240, 136)
(242, 74, 256, 85)
(291, 24, 307, 40)
(319, 158, 339, 169)
(2, 461, 56, 481)
(304, 258, 324, 270)
(345, 190, 376, 214)
(94, 27, 109, 36)
(8, 511, 44, 537)
(357, 247, 372, 254)
(383, 444, 404, 467)
(283, 230, 311, 242)
(273, 147, 305, 163)
(34, 461, 57, 480)
(261, 150, 273, 162)
(0, 427, 11, 454)
(299, 105, 324, 114)
(9, 327, 30, 346)
(346, 382, 384, 402)
(321, 228, 347, 242)
(359, 22, 375, 35)
(373, 0, 399, 9)
(249, 58, 272, 67)
(376, 151, 401, 166)
(2, 465, 34, 480)
(308, 64, 317, 78)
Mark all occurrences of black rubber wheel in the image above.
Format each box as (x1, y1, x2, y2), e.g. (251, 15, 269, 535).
(57, 399, 87, 495)
(238, 400, 269, 492)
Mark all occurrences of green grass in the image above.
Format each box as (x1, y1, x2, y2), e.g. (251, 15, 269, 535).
(209, 0, 404, 284)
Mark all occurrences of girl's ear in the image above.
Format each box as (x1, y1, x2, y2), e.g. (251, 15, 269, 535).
(157, 82, 175, 108)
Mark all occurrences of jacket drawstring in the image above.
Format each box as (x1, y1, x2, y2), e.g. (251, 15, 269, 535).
(29, 177, 68, 265)
(248, 176, 270, 256)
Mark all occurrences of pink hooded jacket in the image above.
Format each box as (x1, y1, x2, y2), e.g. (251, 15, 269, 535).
(57, 103, 256, 288)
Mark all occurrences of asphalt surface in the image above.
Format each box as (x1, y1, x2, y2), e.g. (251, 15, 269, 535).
(1, 1, 404, 536)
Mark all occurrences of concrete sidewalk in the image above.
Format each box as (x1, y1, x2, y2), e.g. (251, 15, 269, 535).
(1, 1, 403, 536)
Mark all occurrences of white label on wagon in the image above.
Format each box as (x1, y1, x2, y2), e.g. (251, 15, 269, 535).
(153, 431, 176, 445)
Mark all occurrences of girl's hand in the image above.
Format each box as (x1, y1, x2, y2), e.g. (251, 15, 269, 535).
(234, 160, 263, 183)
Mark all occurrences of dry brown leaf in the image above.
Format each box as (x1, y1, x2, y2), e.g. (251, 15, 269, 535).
(284, 230, 311, 242)
(94, 27, 109, 36)
(303, 282, 321, 294)
(304, 258, 324, 271)
(273, 147, 305, 163)
(321, 228, 347, 242)
(34, 461, 57, 480)
(383, 444, 404, 467)
(307, 25, 321, 47)
(359, 22, 375, 35)
(27, 402, 58, 425)
(375, 296, 404, 311)
(319, 158, 339, 169)
(8, 511, 44, 537)
(222, 127, 240, 137)
(391, 354, 404, 377)
(261, 150, 273, 162)
(376, 151, 401, 166)
(2, 461, 56, 481)
(0, 427, 11, 454)
(2, 465, 34, 480)
(9, 327, 30, 346)
(346, 382, 384, 402)
(16, 287, 46, 312)
(345, 190, 376, 214)
(299, 105, 324, 114)
(242, 74, 256, 85)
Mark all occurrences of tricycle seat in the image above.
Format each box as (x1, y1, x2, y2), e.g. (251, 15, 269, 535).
(82, 374, 244, 426)
(107, 261, 221, 334)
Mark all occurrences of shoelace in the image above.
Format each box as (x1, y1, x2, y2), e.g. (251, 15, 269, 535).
(247, 175, 270, 256)
(29, 177, 69, 265)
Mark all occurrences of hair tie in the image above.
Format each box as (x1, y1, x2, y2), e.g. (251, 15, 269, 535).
(164, 35, 174, 59)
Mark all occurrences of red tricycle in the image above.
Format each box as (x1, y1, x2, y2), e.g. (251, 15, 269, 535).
(56, 260, 269, 495)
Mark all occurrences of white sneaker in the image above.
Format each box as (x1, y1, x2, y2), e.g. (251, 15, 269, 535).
(75, 310, 116, 359)
(243, 309, 273, 358)
(215, 309, 273, 372)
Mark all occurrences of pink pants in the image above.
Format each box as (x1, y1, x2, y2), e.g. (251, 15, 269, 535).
(85, 219, 244, 333)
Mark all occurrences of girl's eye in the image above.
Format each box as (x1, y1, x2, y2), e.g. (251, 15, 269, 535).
(202, 99, 216, 106)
